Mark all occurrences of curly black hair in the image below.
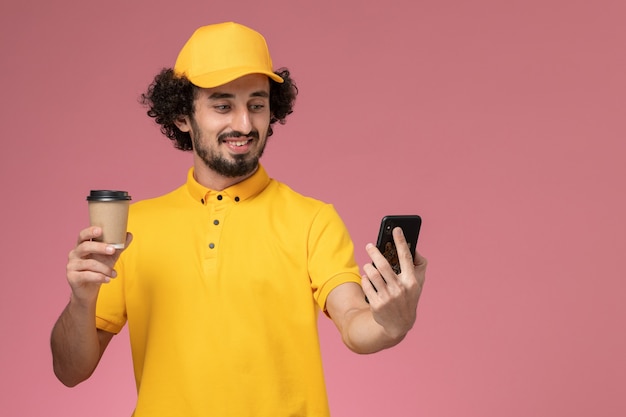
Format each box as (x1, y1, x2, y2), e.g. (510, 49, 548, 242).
(140, 68, 298, 151)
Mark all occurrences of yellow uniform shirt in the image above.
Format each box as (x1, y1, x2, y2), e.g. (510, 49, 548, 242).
(96, 165, 361, 417)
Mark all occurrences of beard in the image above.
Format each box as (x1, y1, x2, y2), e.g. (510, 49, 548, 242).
(190, 119, 267, 178)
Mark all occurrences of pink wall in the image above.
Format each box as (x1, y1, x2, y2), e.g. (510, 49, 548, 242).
(1, 0, 625, 416)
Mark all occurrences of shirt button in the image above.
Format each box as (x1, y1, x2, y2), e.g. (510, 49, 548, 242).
(209, 243, 215, 249)
(217, 195, 223, 200)
(213, 220, 219, 225)
(234, 196, 240, 202)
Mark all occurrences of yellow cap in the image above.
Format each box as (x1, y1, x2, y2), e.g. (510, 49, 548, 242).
(174, 22, 284, 88)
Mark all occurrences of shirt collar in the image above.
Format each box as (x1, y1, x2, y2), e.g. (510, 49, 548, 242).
(186, 164, 271, 205)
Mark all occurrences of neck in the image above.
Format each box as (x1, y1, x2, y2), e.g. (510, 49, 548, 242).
(192, 160, 258, 191)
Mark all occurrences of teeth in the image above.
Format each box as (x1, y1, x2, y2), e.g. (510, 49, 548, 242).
(230, 140, 248, 146)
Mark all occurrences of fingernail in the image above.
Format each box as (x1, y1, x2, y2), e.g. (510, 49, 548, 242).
(105, 246, 115, 254)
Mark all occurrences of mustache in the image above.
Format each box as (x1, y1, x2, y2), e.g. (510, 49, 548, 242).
(218, 131, 260, 142)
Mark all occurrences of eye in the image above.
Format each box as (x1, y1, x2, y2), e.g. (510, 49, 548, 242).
(213, 104, 231, 112)
(249, 103, 266, 112)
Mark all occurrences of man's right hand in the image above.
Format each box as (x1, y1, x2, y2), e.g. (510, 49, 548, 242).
(66, 226, 132, 303)
(51, 227, 131, 387)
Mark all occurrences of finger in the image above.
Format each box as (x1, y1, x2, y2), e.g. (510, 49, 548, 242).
(392, 227, 415, 275)
(413, 250, 427, 267)
(76, 226, 102, 245)
(69, 240, 117, 260)
(68, 269, 115, 285)
(363, 261, 396, 298)
(412, 251, 427, 287)
(72, 266, 115, 281)
(124, 232, 133, 249)
(68, 257, 117, 277)
(365, 243, 400, 285)
(360, 273, 378, 303)
(67, 265, 115, 288)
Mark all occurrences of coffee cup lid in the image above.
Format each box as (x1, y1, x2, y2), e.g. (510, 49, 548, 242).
(87, 190, 132, 201)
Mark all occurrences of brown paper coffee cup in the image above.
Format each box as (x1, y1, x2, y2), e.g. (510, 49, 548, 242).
(87, 190, 131, 249)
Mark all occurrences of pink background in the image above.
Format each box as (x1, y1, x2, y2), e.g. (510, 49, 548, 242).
(1, 0, 625, 416)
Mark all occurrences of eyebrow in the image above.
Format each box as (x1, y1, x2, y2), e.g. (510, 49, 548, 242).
(208, 90, 269, 100)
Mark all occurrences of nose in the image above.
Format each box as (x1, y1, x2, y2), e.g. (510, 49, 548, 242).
(231, 107, 252, 134)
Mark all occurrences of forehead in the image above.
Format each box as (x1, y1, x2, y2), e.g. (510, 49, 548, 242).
(200, 74, 270, 98)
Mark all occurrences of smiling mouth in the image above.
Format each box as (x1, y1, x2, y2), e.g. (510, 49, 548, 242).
(227, 139, 252, 147)
(222, 138, 254, 154)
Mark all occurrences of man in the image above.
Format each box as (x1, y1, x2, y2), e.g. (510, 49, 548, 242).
(51, 22, 427, 416)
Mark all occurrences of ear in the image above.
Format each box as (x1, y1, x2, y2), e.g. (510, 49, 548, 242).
(174, 115, 191, 133)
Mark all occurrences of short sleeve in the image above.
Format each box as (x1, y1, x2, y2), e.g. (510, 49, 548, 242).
(307, 204, 362, 311)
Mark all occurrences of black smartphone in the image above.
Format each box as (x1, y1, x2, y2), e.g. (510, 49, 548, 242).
(375, 215, 422, 274)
